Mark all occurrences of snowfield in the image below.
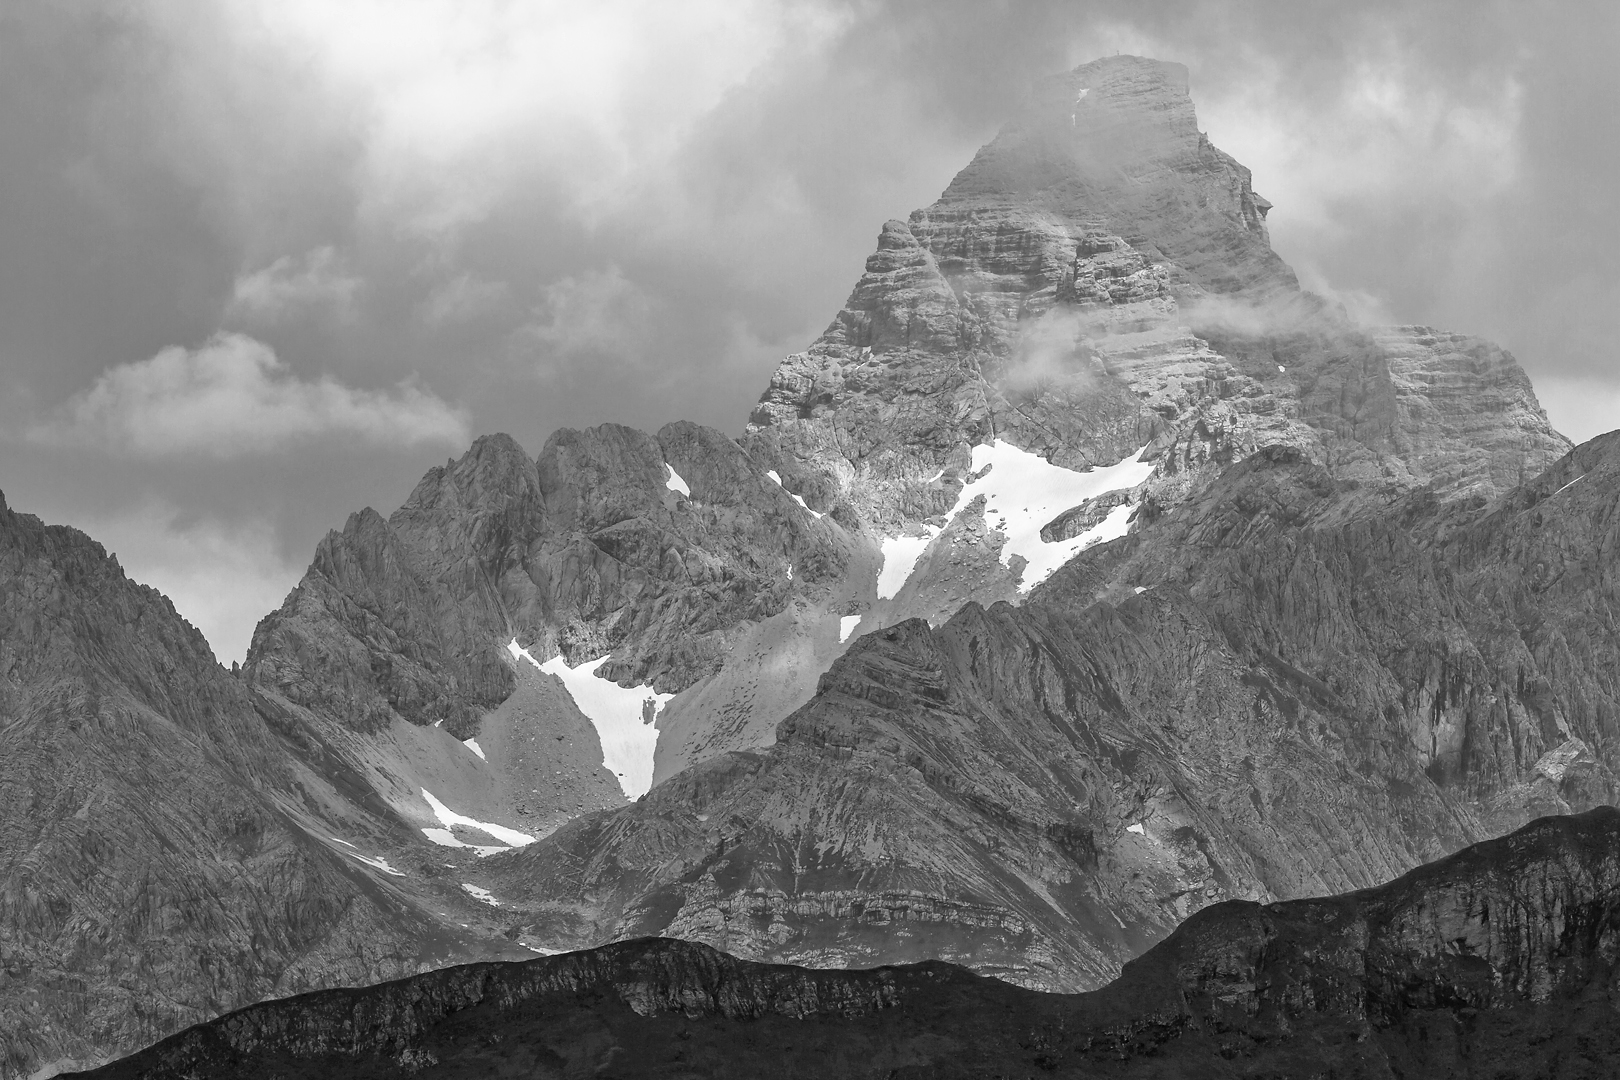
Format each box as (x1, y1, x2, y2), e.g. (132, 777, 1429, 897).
(839, 614, 863, 643)
(508, 638, 672, 799)
(875, 442, 1155, 599)
(876, 529, 939, 599)
(664, 463, 691, 496)
(419, 788, 536, 854)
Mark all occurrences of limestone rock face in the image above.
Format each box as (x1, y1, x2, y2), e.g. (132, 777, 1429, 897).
(743, 55, 1566, 533)
(0, 495, 503, 1080)
(474, 429, 1620, 991)
(74, 809, 1620, 1080)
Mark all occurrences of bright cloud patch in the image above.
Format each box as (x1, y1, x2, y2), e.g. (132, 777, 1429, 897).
(419, 788, 536, 851)
(34, 334, 469, 458)
(228, 246, 361, 322)
(956, 441, 1155, 590)
(509, 639, 672, 798)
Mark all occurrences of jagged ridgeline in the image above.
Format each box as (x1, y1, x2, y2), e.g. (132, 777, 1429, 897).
(70, 810, 1620, 1079)
(2, 54, 1616, 1079)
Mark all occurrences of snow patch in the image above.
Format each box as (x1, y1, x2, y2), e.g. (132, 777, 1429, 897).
(1555, 473, 1586, 495)
(347, 851, 405, 877)
(420, 828, 507, 857)
(950, 441, 1155, 591)
(664, 463, 691, 496)
(530, 646, 673, 799)
(462, 738, 486, 761)
(765, 469, 822, 517)
(329, 836, 356, 848)
(839, 615, 862, 643)
(419, 788, 536, 851)
(1277, 364, 1287, 373)
(876, 528, 940, 599)
(1133, 586, 1147, 595)
(461, 883, 501, 907)
(1126, 822, 1146, 835)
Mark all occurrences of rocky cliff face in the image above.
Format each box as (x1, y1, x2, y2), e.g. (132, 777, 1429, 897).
(73, 808, 1620, 1079)
(473, 427, 1620, 991)
(743, 56, 1566, 532)
(0, 493, 521, 1080)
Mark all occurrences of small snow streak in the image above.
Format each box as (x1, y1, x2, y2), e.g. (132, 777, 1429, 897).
(461, 883, 501, 907)
(347, 851, 406, 876)
(420, 787, 537, 849)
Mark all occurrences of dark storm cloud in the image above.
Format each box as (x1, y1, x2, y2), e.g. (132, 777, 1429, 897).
(0, 0, 1614, 661)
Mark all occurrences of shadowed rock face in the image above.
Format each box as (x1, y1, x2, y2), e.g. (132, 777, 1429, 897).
(72, 808, 1620, 1080)
(0, 494, 497, 1080)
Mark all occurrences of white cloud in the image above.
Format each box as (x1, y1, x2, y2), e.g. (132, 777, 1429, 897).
(417, 271, 511, 327)
(63, 506, 302, 666)
(34, 333, 470, 457)
(228, 245, 362, 322)
(518, 266, 654, 363)
(222, 0, 852, 237)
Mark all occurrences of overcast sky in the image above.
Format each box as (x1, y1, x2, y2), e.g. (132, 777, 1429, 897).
(2, 0, 1616, 664)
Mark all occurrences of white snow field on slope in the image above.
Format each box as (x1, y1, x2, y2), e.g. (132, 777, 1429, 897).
(876, 529, 940, 599)
(955, 440, 1154, 590)
(879, 441, 1155, 599)
(419, 788, 537, 853)
(507, 638, 673, 799)
(839, 614, 863, 643)
(462, 738, 486, 761)
(664, 463, 691, 496)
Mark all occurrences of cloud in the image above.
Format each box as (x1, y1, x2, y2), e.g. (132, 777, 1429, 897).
(517, 267, 655, 366)
(417, 271, 511, 327)
(227, 246, 362, 323)
(67, 505, 303, 666)
(34, 333, 470, 457)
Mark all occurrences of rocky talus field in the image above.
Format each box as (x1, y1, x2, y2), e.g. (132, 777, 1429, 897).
(2, 53, 1616, 1078)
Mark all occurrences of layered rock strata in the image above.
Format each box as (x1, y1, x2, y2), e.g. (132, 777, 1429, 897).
(75, 808, 1620, 1080)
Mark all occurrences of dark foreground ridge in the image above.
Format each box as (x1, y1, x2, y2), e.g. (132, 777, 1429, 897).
(76, 807, 1620, 1079)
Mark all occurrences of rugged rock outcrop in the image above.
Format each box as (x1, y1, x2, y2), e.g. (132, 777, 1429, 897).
(742, 56, 1566, 531)
(472, 428, 1620, 990)
(73, 808, 1620, 1079)
(0, 493, 516, 1080)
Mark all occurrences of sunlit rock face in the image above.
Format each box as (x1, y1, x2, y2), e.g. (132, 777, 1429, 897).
(743, 55, 1566, 534)
(77, 809, 1620, 1080)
